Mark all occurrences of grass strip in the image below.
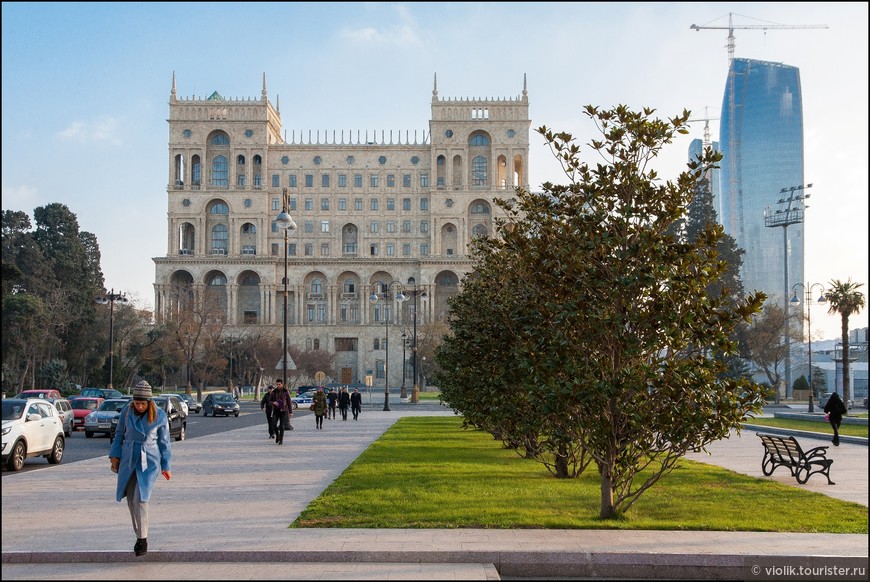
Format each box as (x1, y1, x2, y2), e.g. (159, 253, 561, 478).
(745, 417, 868, 438)
(294, 416, 867, 533)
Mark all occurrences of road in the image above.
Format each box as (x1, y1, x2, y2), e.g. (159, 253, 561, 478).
(2, 400, 307, 476)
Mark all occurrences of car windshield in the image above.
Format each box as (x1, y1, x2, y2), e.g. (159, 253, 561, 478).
(213, 394, 234, 402)
(2, 400, 27, 420)
(99, 400, 128, 412)
(72, 400, 100, 410)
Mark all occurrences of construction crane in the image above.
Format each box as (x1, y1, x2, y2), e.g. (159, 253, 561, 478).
(687, 107, 720, 148)
(690, 12, 828, 61)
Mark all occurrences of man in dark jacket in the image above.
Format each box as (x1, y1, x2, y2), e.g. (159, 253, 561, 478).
(338, 387, 351, 421)
(260, 385, 275, 439)
(270, 379, 293, 444)
(823, 392, 848, 446)
(326, 388, 338, 420)
(350, 387, 362, 420)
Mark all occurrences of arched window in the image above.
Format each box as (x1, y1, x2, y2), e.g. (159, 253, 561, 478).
(211, 134, 229, 146)
(242, 223, 256, 234)
(311, 278, 323, 295)
(209, 273, 227, 286)
(470, 135, 490, 146)
(471, 156, 487, 187)
(210, 203, 229, 214)
(191, 156, 201, 185)
(470, 202, 490, 214)
(237, 155, 245, 165)
(343, 279, 355, 294)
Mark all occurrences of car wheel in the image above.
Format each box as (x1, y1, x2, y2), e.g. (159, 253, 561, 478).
(47, 436, 64, 464)
(65, 427, 72, 437)
(234, 411, 240, 417)
(7, 441, 26, 471)
(292, 402, 298, 410)
(176, 423, 186, 442)
(85, 431, 93, 438)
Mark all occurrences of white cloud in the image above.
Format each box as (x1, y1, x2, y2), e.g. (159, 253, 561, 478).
(55, 117, 123, 145)
(339, 3, 421, 46)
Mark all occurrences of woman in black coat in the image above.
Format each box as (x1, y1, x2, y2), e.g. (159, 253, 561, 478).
(823, 392, 848, 446)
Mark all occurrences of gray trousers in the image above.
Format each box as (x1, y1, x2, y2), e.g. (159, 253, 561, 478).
(124, 473, 149, 539)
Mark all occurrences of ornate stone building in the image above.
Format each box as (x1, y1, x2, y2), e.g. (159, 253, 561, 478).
(154, 73, 530, 390)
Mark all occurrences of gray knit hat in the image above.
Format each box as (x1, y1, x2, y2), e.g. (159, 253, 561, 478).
(132, 380, 153, 400)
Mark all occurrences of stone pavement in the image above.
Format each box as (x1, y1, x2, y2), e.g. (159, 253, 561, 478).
(2, 402, 867, 580)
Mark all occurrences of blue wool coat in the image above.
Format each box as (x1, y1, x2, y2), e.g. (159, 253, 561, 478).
(109, 403, 172, 503)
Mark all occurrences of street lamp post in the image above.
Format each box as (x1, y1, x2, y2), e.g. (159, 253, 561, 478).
(276, 188, 297, 388)
(790, 282, 826, 412)
(95, 289, 128, 390)
(400, 330, 409, 399)
(406, 277, 427, 403)
(369, 281, 407, 411)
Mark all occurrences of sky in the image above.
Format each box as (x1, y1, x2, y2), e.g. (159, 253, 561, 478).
(2, 2, 867, 341)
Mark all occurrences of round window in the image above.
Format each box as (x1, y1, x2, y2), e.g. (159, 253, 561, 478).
(507, 129, 516, 138)
(182, 198, 191, 207)
(182, 129, 192, 138)
(281, 156, 289, 164)
(244, 198, 252, 208)
(378, 156, 387, 165)
(346, 156, 355, 165)
(313, 156, 322, 165)
(245, 129, 253, 138)
(411, 156, 420, 165)
(444, 130, 453, 138)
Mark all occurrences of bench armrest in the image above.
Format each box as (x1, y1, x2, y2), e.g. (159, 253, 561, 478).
(803, 445, 829, 460)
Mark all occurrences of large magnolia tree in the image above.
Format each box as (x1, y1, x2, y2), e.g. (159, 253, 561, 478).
(438, 105, 766, 519)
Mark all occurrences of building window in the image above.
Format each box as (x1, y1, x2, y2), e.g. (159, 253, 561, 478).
(402, 198, 411, 211)
(402, 243, 411, 256)
(420, 198, 429, 211)
(271, 243, 279, 256)
(304, 221, 314, 233)
(289, 198, 297, 211)
(403, 174, 411, 187)
(420, 220, 429, 233)
(370, 175, 379, 188)
(272, 174, 280, 187)
(338, 198, 347, 210)
(420, 243, 429, 255)
(321, 198, 329, 211)
(386, 243, 395, 256)
(387, 174, 395, 187)
(321, 220, 330, 233)
(370, 243, 379, 256)
(288, 243, 297, 256)
(338, 174, 347, 188)
(237, 174, 246, 187)
(420, 174, 429, 187)
(376, 360, 385, 379)
(370, 198, 379, 211)
(211, 156, 228, 187)
(355, 198, 363, 211)
(354, 174, 363, 188)
(386, 198, 395, 211)
(272, 198, 280, 211)
(386, 221, 396, 233)
(211, 224, 228, 253)
(304, 198, 313, 211)
(472, 156, 487, 186)
(304, 243, 313, 256)
(289, 175, 298, 188)
(370, 222, 379, 233)
(322, 174, 330, 188)
(305, 175, 314, 188)
(321, 243, 329, 256)
(210, 203, 229, 214)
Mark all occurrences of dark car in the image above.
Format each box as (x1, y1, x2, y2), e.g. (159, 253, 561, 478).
(152, 396, 187, 441)
(175, 392, 201, 414)
(80, 388, 125, 400)
(201, 392, 240, 417)
(84, 398, 129, 438)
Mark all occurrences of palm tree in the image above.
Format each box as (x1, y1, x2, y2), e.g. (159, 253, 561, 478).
(824, 279, 865, 408)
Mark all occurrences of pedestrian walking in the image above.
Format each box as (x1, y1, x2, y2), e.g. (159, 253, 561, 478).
(108, 380, 172, 557)
(270, 379, 293, 445)
(350, 387, 362, 420)
(327, 387, 338, 420)
(338, 386, 350, 420)
(260, 385, 276, 439)
(313, 387, 328, 429)
(823, 392, 848, 446)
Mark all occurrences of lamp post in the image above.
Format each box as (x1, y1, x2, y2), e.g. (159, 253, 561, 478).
(95, 289, 128, 390)
(406, 277, 427, 403)
(276, 188, 297, 388)
(790, 282, 826, 412)
(369, 280, 407, 411)
(400, 330, 409, 399)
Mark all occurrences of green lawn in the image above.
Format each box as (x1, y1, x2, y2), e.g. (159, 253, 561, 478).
(744, 417, 868, 438)
(294, 416, 867, 533)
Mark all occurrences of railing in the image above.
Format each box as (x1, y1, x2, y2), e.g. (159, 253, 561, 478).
(211, 248, 227, 256)
(242, 247, 256, 255)
(179, 249, 194, 256)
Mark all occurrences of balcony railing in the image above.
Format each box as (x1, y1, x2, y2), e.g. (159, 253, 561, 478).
(211, 248, 227, 256)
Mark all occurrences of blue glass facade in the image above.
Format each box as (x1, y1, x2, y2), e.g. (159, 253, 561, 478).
(689, 138, 721, 219)
(719, 58, 804, 303)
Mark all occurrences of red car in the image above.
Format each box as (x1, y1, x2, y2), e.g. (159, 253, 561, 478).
(70, 397, 103, 431)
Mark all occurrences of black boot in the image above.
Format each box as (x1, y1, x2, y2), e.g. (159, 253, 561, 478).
(134, 538, 147, 556)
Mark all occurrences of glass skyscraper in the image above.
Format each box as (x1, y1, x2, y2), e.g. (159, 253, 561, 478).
(689, 137, 721, 219)
(719, 58, 805, 303)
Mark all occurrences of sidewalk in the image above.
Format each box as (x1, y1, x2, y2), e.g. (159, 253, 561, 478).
(2, 403, 867, 580)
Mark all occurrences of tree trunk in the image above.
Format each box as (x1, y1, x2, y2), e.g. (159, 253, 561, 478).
(841, 315, 851, 408)
(555, 443, 569, 478)
(599, 444, 616, 518)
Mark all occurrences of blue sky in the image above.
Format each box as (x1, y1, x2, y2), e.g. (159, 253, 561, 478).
(2, 2, 867, 340)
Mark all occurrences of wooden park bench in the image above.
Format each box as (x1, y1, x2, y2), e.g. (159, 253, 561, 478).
(756, 433, 835, 485)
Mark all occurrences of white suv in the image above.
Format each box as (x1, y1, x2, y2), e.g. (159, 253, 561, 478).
(2, 398, 65, 471)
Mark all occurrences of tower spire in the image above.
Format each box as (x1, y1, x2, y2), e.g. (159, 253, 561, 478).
(522, 73, 527, 97)
(171, 70, 176, 97)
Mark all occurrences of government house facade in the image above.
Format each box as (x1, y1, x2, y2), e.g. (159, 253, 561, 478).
(154, 73, 530, 389)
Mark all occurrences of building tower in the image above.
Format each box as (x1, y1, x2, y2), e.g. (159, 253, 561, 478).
(154, 72, 530, 390)
(719, 58, 805, 303)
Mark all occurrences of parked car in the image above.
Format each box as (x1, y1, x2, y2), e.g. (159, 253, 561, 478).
(51, 398, 74, 437)
(14, 389, 63, 401)
(160, 393, 189, 416)
(201, 392, 240, 417)
(84, 398, 129, 438)
(80, 388, 125, 400)
(152, 396, 187, 441)
(295, 385, 317, 396)
(2, 398, 65, 471)
(175, 392, 201, 413)
(818, 392, 853, 410)
(70, 397, 104, 431)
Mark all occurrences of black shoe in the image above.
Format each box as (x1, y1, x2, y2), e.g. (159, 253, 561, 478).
(134, 538, 147, 556)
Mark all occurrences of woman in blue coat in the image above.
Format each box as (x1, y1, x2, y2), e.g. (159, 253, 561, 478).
(109, 381, 172, 556)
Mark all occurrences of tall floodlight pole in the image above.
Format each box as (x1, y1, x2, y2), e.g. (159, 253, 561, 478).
(96, 289, 128, 390)
(276, 188, 297, 387)
(369, 281, 406, 411)
(791, 283, 826, 411)
(407, 277, 427, 403)
(764, 183, 812, 399)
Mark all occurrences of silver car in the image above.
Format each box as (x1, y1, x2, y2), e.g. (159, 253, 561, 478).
(51, 398, 74, 437)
